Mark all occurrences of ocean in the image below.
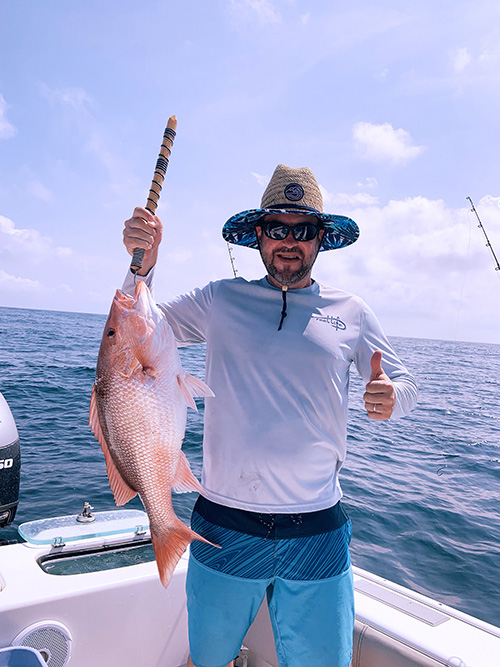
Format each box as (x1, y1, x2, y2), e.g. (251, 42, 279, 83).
(0, 305, 499, 627)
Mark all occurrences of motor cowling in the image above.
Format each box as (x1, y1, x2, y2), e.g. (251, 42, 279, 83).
(0, 392, 20, 527)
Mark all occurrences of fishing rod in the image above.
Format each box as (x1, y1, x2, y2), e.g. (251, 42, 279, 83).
(227, 242, 238, 278)
(130, 115, 177, 274)
(466, 196, 500, 272)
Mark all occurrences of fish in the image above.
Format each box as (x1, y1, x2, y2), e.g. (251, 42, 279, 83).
(89, 280, 217, 587)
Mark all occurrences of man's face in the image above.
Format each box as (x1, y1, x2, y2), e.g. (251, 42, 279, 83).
(255, 213, 325, 290)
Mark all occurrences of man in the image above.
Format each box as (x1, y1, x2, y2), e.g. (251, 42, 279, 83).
(122, 164, 418, 667)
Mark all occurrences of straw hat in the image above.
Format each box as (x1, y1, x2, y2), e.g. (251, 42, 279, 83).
(222, 164, 359, 251)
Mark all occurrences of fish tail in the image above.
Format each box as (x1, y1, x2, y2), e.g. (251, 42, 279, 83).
(151, 518, 219, 588)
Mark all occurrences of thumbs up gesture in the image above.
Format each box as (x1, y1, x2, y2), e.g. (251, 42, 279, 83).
(364, 350, 396, 420)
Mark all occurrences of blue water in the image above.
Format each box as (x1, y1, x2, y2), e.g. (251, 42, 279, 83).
(0, 305, 499, 626)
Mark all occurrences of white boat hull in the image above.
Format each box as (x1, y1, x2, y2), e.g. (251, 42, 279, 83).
(0, 538, 190, 666)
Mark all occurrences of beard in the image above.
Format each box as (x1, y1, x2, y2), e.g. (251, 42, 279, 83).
(259, 246, 320, 287)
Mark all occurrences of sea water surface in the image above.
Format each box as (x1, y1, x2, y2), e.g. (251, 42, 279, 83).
(0, 305, 499, 626)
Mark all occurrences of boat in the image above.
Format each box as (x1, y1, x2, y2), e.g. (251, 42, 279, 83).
(1, 392, 499, 667)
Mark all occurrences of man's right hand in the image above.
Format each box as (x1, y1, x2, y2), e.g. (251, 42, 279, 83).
(123, 207, 163, 276)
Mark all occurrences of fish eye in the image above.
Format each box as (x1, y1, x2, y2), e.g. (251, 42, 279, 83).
(106, 328, 116, 337)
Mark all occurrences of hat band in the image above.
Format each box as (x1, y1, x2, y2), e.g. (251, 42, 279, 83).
(265, 203, 322, 214)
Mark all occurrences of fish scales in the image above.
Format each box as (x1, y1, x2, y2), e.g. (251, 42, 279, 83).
(100, 371, 181, 486)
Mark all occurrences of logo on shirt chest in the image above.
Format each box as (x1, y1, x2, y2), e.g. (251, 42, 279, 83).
(311, 314, 347, 331)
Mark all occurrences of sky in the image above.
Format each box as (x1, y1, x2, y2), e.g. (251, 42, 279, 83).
(1, 0, 500, 344)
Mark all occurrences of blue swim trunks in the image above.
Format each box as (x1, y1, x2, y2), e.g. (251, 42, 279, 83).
(187, 498, 354, 667)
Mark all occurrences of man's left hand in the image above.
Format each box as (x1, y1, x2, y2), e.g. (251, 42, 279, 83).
(364, 350, 395, 420)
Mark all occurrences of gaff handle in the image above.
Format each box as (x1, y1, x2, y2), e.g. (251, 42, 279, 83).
(130, 115, 177, 274)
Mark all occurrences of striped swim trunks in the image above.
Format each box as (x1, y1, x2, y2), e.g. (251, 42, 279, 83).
(190, 496, 352, 579)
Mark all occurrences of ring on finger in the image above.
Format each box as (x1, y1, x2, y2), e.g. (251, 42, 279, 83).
(373, 404, 377, 413)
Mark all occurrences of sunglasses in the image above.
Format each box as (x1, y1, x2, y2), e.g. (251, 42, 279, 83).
(259, 220, 322, 242)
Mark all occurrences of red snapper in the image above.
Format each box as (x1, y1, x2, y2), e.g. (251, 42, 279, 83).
(89, 280, 216, 587)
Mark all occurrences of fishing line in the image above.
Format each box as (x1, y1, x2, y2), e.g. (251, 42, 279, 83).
(440, 202, 474, 476)
(451, 205, 473, 344)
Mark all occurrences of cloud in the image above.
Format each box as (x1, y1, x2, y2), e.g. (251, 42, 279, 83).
(320, 186, 379, 209)
(251, 171, 269, 187)
(479, 48, 500, 64)
(356, 177, 378, 189)
(227, 0, 281, 25)
(0, 215, 73, 262)
(0, 94, 17, 140)
(348, 195, 490, 269)
(0, 269, 41, 293)
(476, 194, 500, 214)
(353, 122, 425, 165)
(452, 47, 472, 73)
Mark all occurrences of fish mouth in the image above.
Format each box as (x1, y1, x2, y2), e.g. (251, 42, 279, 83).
(113, 289, 135, 312)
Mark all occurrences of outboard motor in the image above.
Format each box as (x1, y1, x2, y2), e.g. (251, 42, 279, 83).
(0, 392, 20, 527)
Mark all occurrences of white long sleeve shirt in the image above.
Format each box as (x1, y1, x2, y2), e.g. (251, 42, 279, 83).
(123, 271, 418, 513)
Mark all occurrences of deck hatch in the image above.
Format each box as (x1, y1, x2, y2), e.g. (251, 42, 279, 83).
(355, 580, 450, 627)
(19, 509, 149, 546)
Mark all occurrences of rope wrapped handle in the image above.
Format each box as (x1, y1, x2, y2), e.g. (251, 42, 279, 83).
(130, 115, 177, 274)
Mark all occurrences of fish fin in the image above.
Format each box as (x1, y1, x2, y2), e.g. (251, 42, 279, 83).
(151, 517, 220, 588)
(89, 384, 105, 442)
(89, 386, 137, 506)
(172, 451, 204, 494)
(103, 450, 138, 507)
(177, 375, 198, 410)
(177, 373, 214, 411)
(184, 373, 215, 399)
